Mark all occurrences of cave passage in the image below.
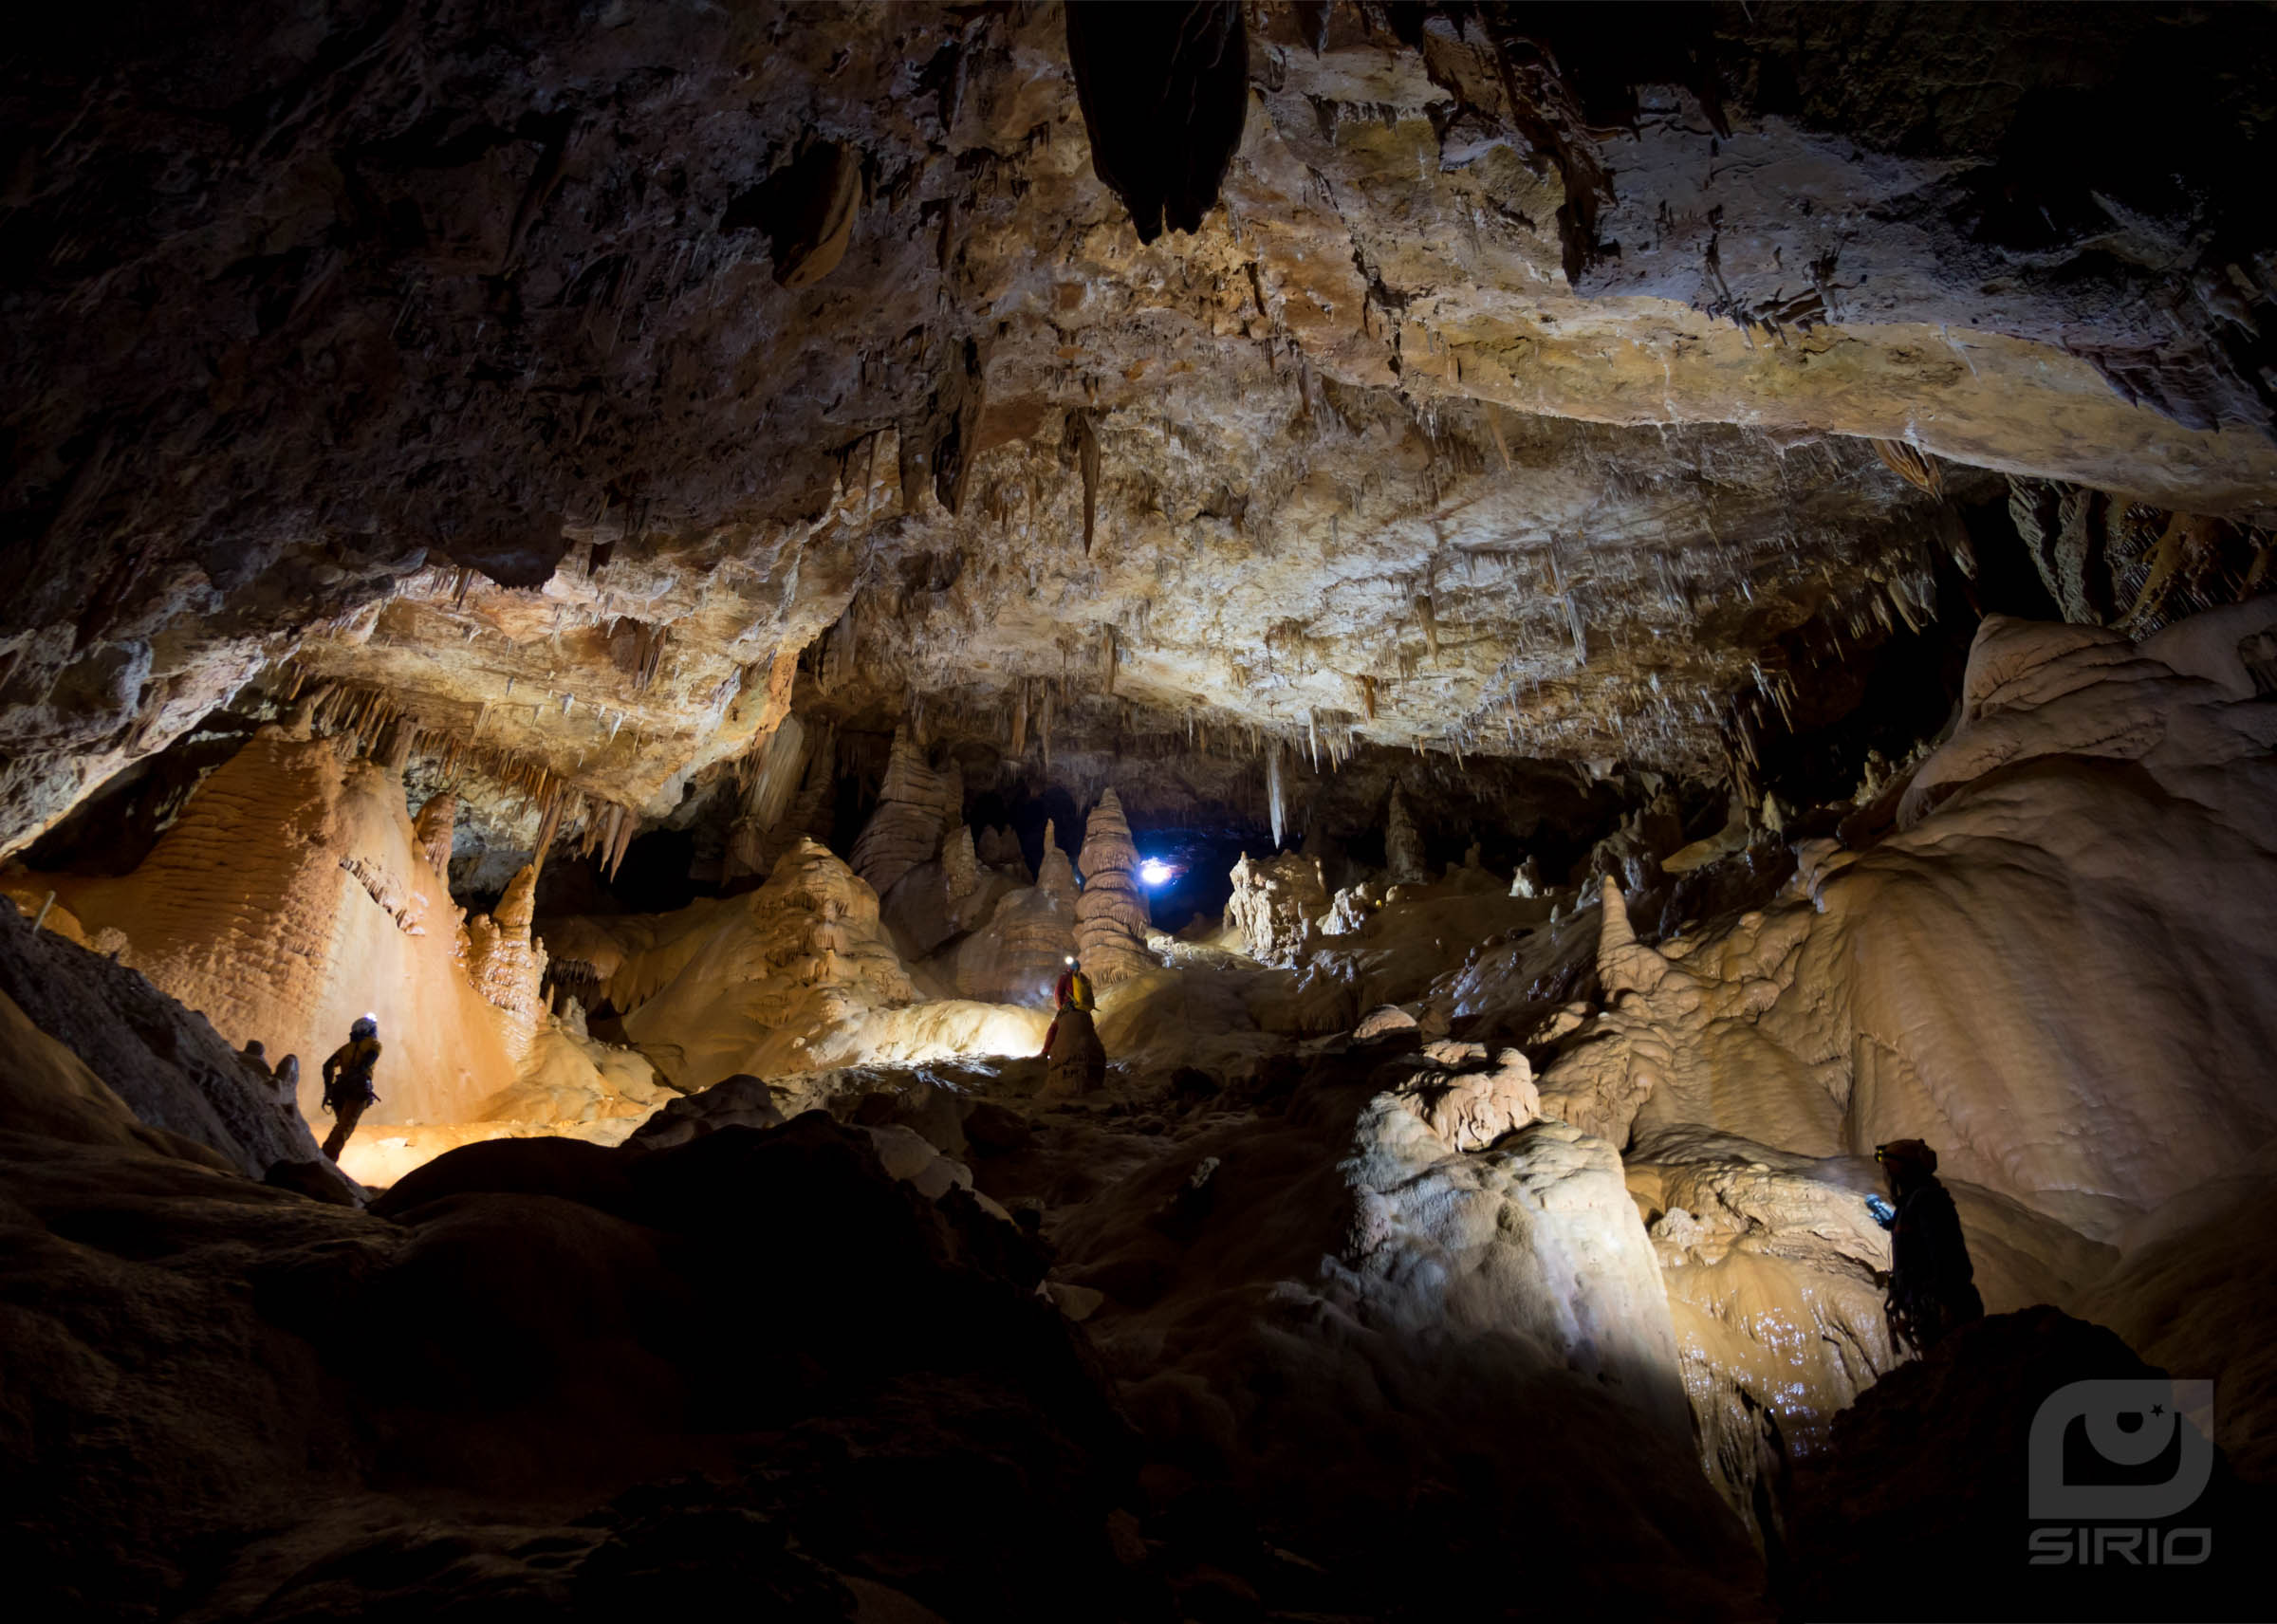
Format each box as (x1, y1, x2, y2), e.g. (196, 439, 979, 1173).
(2, 4, 2274, 1620)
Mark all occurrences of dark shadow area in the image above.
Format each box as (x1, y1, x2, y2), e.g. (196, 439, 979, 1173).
(1754, 491, 2064, 812)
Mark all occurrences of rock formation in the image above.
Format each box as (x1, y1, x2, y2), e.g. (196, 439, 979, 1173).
(1035, 820, 1078, 908)
(465, 863, 548, 1039)
(1043, 1004, 1107, 1098)
(1384, 784, 1430, 885)
(941, 823, 977, 902)
(1225, 849, 1329, 966)
(1515, 604, 2277, 1523)
(951, 886, 1078, 1008)
(412, 790, 457, 876)
(1380, 1040, 1543, 1154)
(547, 838, 1046, 1088)
(1073, 789, 1152, 986)
(1319, 877, 1386, 936)
(974, 824, 1028, 877)
(0, 902, 349, 1191)
(18, 727, 528, 1127)
(849, 728, 959, 902)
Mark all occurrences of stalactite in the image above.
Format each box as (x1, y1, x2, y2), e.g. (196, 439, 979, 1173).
(745, 712, 809, 830)
(1873, 437, 1944, 496)
(529, 785, 566, 877)
(1267, 738, 1288, 849)
(1073, 409, 1101, 555)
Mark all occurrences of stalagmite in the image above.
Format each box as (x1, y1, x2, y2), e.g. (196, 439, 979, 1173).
(1036, 818, 1079, 909)
(942, 823, 978, 902)
(464, 863, 549, 1051)
(849, 727, 957, 901)
(1074, 787, 1152, 986)
(1384, 783, 1429, 884)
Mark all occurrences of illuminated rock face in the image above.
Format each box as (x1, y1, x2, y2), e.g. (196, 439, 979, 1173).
(412, 792, 456, 877)
(1527, 605, 2277, 1526)
(952, 886, 1078, 1009)
(1225, 850, 1328, 967)
(1380, 1040, 1543, 1154)
(463, 864, 548, 1047)
(26, 726, 524, 1127)
(1342, 1105, 1693, 1445)
(548, 837, 1044, 1088)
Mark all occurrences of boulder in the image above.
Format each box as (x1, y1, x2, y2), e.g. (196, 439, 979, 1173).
(0, 901, 356, 1192)
(1785, 1308, 2256, 1623)
(1352, 1004, 1417, 1043)
(626, 1073, 789, 1151)
(1381, 1040, 1541, 1153)
(1044, 1005, 1107, 1098)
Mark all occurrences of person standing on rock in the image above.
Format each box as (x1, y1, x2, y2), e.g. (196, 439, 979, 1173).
(319, 1014, 382, 1162)
(1039, 957, 1105, 1095)
(1040, 955, 1094, 1057)
(1867, 1138, 1984, 1354)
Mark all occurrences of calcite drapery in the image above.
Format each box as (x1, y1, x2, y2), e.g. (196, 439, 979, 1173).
(412, 792, 456, 878)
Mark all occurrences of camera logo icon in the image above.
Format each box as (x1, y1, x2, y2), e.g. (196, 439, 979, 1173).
(2028, 1378, 2214, 1520)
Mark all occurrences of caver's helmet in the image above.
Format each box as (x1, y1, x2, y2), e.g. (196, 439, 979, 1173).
(1875, 1138, 1937, 1175)
(350, 1013, 379, 1041)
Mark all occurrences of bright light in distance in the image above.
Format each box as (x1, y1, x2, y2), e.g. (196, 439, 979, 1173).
(1138, 858, 1176, 887)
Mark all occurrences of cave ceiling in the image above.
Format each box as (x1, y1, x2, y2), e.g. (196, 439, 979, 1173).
(5, 1, 2275, 849)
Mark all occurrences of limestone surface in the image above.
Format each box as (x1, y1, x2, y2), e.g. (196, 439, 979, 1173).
(1224, 849, 1329, 967)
